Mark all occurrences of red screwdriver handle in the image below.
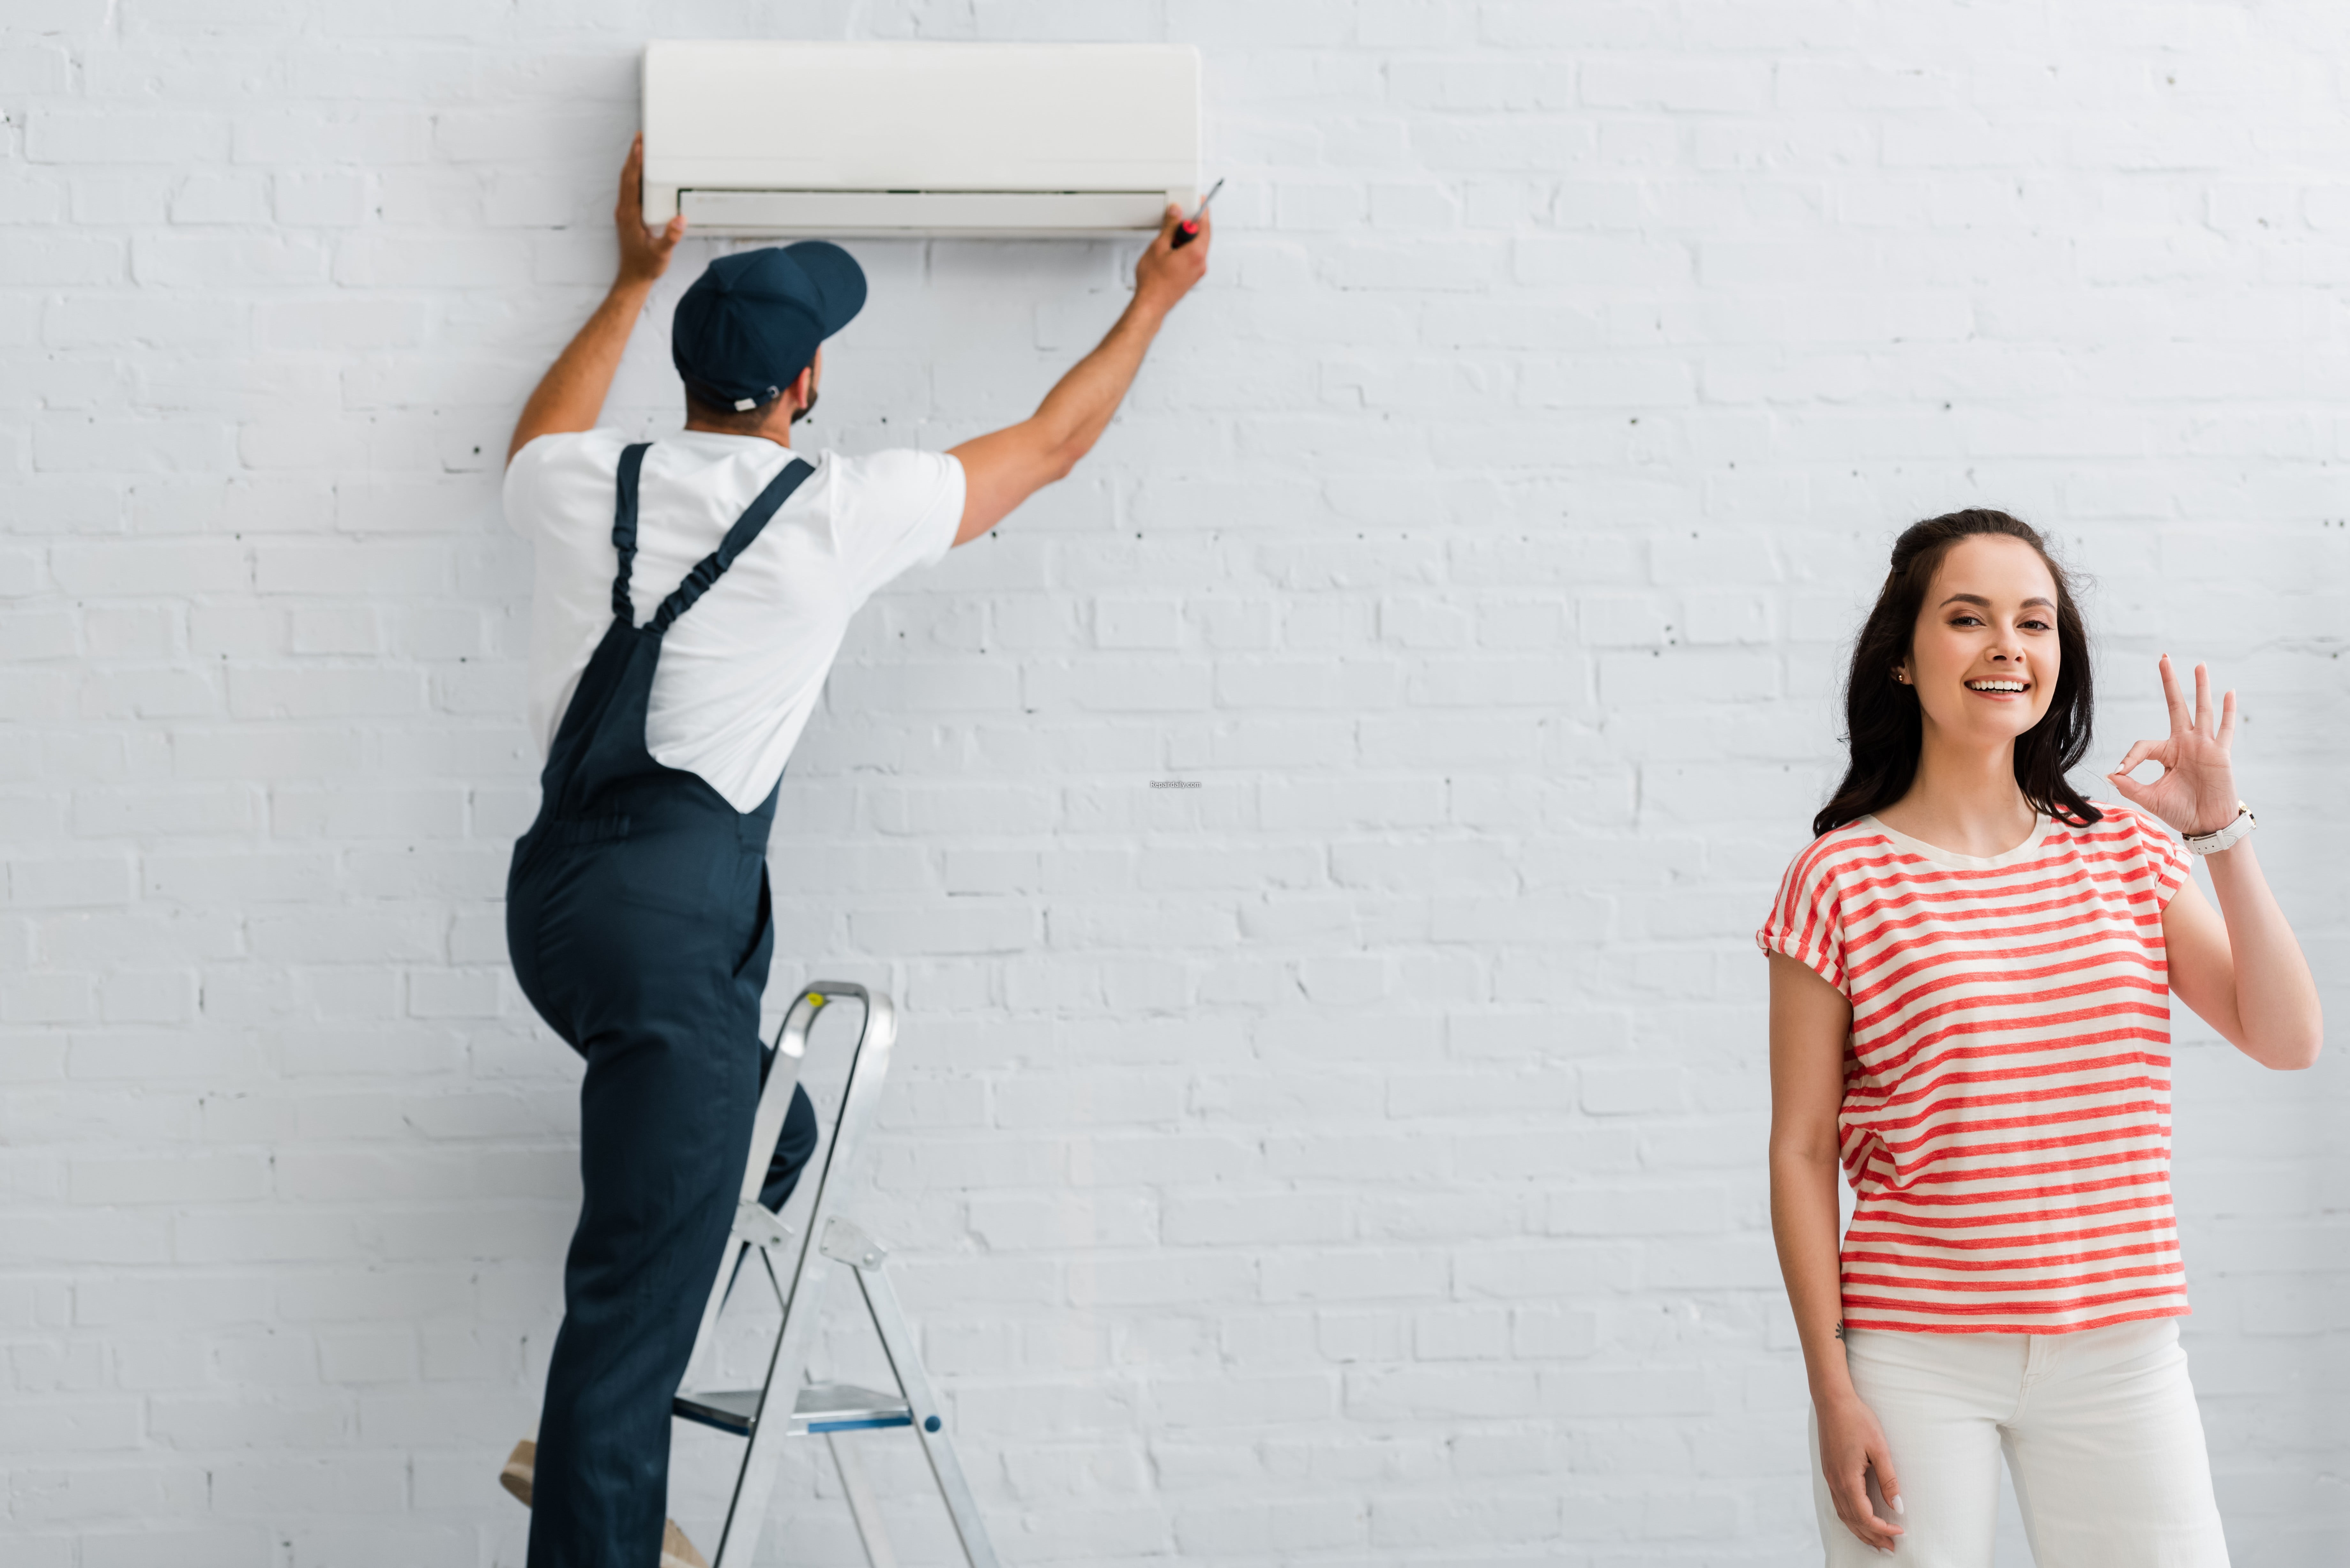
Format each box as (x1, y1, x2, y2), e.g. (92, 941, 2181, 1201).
(1168, 178, 1221, 251)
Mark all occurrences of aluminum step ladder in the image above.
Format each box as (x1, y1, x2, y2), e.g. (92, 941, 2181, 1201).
(673, 983, 999, 1568)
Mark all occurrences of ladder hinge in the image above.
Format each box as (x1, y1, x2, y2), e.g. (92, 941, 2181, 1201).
(733, 1200, 794, 1250)
(819, 1215, 890, 1270)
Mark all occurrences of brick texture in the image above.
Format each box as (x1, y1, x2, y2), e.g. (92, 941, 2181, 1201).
(5, 3, 2348, 1564)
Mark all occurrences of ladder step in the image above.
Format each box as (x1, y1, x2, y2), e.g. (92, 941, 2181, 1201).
(674, 1381, 913, 1438)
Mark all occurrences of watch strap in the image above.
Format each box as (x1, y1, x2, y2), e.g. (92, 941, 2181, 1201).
(2183, 801, 2255, 856)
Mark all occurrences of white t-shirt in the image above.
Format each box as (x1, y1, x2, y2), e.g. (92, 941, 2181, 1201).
(504, 429, 965, 812)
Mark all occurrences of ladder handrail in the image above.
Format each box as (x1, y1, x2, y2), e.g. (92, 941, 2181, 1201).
(705, 982, 898, 1567)
(681, 985, 815, 1389)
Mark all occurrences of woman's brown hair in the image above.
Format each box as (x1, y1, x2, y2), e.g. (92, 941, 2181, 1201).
(1814, 509, 2100, 838)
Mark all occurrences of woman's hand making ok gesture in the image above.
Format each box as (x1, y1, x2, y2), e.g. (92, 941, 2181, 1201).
(2116, 650, 2322, 1070)
(2106, 653, 2243, 838)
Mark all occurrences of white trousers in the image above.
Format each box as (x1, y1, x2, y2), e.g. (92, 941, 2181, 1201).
(1810, 1316, 2229, 1566)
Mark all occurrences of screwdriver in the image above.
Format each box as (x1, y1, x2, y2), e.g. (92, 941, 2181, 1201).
(1170, 177, 1223, 249)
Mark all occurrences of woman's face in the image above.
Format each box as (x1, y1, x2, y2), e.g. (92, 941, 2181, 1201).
(1897, 534, 2061, 749)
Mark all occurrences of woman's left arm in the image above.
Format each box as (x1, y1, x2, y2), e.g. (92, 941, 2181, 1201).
(2158, 848, 2321, 1069)
(2110, 654, 2323, 1070)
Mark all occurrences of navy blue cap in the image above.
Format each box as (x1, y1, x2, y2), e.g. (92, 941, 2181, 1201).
(671, 243, 867, 412)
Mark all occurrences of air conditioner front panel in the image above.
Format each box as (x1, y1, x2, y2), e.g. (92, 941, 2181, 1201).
(644, 41, 1202, 233)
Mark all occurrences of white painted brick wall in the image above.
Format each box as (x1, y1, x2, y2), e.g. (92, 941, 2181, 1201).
(7, 3, 2348, 1564)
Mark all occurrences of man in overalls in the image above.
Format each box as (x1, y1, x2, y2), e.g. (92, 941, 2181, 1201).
(496, 139, 1208, 1568)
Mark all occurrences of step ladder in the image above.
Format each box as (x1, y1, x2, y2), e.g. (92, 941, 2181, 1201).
(673, 983, 999, 1568)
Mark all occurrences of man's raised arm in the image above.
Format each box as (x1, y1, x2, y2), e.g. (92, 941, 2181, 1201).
(946, 203, 1211, 545)
(506, 136, 686, 465)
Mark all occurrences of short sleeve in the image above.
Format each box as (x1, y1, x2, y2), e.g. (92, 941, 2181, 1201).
(501, 430, 593, 543)
(2117, 803, 2193, 908)
(835, 448, 966, 599)
(1757, 841, 1849, 997)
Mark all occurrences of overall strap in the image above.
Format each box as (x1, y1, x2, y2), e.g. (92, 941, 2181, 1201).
(610, 442, 652, 625)
(648, 456, 817, 636)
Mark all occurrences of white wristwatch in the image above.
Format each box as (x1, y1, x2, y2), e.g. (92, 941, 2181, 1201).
(2183, 802, 2255, 856)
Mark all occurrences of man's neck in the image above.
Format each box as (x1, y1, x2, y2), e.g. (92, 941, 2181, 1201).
(680, 417, 794, 449)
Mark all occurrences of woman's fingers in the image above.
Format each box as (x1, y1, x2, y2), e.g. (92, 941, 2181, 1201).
(2192, 660, 2213, 737)
(2158, 652, 2191, 734)
(1837, 1495, 1897, 1550)
(2217, 687, 2238, 749)
(1873, 1447, 1905, 1519)
(1833, 1479, 1887, 1549)
(2113, 737, 2164, 780)
(1832, 1457, 1902, 1549)
(1820, 1402, 1900, 1551)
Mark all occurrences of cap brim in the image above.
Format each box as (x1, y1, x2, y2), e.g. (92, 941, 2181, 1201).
(781, 240, 867, 338)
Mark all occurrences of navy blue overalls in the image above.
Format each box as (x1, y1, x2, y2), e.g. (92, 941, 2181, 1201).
(507, 443, 821, 1567)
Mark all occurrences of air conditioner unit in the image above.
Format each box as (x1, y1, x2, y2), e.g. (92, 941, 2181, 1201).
(641, 41, 1201, 237)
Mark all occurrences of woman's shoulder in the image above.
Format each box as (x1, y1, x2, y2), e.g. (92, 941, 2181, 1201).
(1774, 817, 1899, 893)
(2058, 798, 2187, 860)
(2060, 799, 2175, 845)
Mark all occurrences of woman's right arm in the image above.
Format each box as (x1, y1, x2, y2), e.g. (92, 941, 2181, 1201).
(1768, 954, 1905, 1553)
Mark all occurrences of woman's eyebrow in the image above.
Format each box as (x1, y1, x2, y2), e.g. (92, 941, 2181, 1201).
(1935, 592, 2054, 609)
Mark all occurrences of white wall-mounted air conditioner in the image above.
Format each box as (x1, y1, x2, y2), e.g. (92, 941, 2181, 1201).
(641, 41, 1201, 237)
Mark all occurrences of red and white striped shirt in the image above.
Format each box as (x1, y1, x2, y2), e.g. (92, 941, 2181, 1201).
(1759, 804, 2195, 1334)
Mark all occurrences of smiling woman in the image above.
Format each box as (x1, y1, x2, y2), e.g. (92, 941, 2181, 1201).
(1813, 509, 2098, 845)
(1757, 509, 2321, 1565)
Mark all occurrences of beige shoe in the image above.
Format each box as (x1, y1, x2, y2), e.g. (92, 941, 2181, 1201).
(660, 1520, 710, 1568)
(500, 1438, 536, 1505)
(498, 1438, 711, 1568)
